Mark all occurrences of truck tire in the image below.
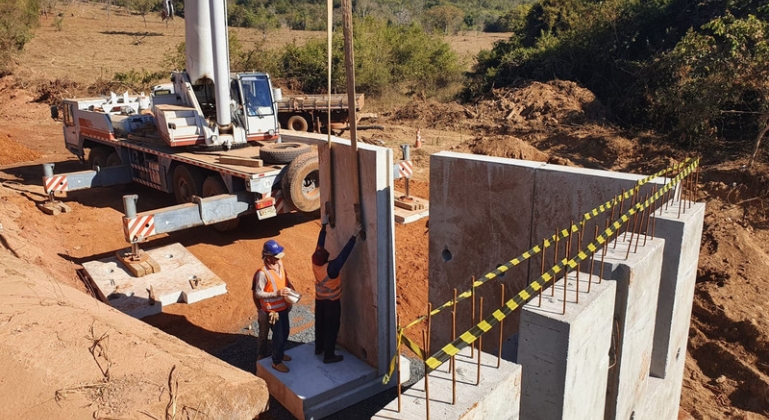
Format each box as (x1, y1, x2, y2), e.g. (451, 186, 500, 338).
(282, 152, 320, 213)
(287, 115, 309, 132)
(259, 142, 312, 164)
(88, 147, 112, 169)
(202, 176, 240, 231)
(106, 152, 122, 166)
(173, 165, 204, 204)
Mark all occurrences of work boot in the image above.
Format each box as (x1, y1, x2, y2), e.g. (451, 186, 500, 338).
(323, 355, 344, 364)
(272, 362, 289, 373)
(283, 355, 292, 362)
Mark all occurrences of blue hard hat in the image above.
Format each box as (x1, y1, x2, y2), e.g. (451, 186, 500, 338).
(263, 239, 285, 258)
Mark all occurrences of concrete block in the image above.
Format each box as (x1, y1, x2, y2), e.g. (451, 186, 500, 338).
(429, 152, 544, 351)
(82, 242, 227, 318)
(518, 272, 616, 420)
(635, 201, 705, 420)
(318, 138, 397, 373)
(258, 344, 410, 420)
(595, 236, 665, 420)
(649, 201, 705, 379)
(373, 348, 522, 420)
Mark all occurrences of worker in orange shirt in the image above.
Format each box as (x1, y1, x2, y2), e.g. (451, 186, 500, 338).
(312, 216, 363, 364)
(253, 239, 295, 373)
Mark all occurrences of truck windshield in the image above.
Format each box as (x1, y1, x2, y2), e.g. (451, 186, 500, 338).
(241, 76, 274, 117)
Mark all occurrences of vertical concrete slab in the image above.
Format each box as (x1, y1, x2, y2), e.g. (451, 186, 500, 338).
(428, 151, 543, 351)
(528, 164, 664, 281)
(518, 273, 616, 420)
(258, 135, 398, 419)
(317, 138, 397, 373)
(373, 348, 522, 420)
(637, 200, 705, 420)
(596, 236, 665, 420)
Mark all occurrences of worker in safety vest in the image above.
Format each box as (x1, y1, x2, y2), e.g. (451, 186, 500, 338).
(251, 287, 271, 362)
(311, 216, 363, 364)
(252, 239, 295, 373)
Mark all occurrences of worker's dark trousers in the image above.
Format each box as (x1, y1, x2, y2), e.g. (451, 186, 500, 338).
(257, 310, 271, 358)
(315, 299, 341, 359)
(270, 309, 290, 365)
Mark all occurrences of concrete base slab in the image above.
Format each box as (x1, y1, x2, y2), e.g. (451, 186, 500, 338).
(82, 243, 227, 318)
(393, 191, 429, 224)
(373, 348, 522, 420)
(37, 201, 72, 215)
(518, 273, 616, 420)
(258, 343, 409, 420)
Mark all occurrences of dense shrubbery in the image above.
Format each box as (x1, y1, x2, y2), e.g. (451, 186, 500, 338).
(468, 0, 769, 148)
(0, 0, 39, 74)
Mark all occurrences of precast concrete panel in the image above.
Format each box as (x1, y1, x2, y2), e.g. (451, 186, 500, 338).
(518, 273, 616, 420)
(318, 139, 397, 373)
(596, 237, 665, 420)
(636, 201, 705, 420)
(528, 164, 665, 283)
(428, 152, 543, 353)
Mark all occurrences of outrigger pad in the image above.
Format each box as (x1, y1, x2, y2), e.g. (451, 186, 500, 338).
(116, 250, 161, 277)
(37, 201, 72, 216)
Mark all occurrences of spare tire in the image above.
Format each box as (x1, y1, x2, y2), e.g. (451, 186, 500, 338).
(259, 142, 312, 164)
(282, 152, 320, 213)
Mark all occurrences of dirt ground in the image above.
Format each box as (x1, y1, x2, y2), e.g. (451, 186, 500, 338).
(1, 2, 769, 419)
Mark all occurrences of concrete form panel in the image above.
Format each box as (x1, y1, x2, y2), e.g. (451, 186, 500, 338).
(317, 138, 397, 372)
(373, 348, 522, 420)
(518, 273, 616, 420)
(596, 237, 665, 420)
(428, 152, 543, 351)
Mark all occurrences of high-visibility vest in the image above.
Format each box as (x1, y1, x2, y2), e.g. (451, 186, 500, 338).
(313, 263, 341, 301)
(260, 262, 288, 312)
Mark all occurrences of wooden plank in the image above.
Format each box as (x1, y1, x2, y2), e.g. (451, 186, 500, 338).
(218, 156, 263, 168)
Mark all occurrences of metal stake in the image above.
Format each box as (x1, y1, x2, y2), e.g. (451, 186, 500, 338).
(539, 238, 546, 307)
(396, 315, 402, 413)
(552, 230, 559, 296)
(614, 191, 625, 250)
(452, 289, 457, 404)
(625, 208, 638, 260)
(576, 223, 581, 304)
(588, 225, 598, 293)
(470, 277, 475, 358)
(422, 330, 430, 420)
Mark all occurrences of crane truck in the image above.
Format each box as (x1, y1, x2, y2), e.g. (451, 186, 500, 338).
(44, 0, 323, 234)
(41, 0, 328, 275)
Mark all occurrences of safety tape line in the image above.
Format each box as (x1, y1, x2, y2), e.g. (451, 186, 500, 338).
(381, 159, 698, 383)
(400, 159, 691, 332)
(421, 160, 697, 372)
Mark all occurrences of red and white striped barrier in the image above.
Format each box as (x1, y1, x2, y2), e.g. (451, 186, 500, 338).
(123, 214, 156, 242)
(43, 176, 68, 193)
(398, 160, 413, 178)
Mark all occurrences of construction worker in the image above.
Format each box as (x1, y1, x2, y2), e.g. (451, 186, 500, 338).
(252, 239, 295, 373)
(312, 216, 363, 364)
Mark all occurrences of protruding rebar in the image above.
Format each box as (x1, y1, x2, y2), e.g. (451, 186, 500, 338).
(634, 195, 647, 254)
(452, 289, 457, 404)
(563, 230, 571, 315)
(641, 192, 650, 248)
(626, 207, 639, 260)
(498, 283, 504, 369)
(576, 222, 582, 304)
(614, 191, 626, 250)
(552, 229, 559, 296)
(422, 329, 430, 420)
(476, 297, 483, 385)
(694, 161, 700, 204)
(600, 219, 609, 283)
(588, 225, 598, 293)
(396, 314, 402, 413)
(539, 238, 546, 307)
(470, 276, 475, 359)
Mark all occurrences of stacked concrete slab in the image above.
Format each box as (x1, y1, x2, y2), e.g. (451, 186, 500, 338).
(257, 136, 400, 419)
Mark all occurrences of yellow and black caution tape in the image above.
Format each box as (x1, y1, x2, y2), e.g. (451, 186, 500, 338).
(382, 159, 697, 383)
(421, 160, 697, 371)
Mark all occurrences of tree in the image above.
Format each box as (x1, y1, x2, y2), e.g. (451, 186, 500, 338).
(132, 0, 158, 27)
(653, 13, 769, 159)
(424, 4, 464, 34)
